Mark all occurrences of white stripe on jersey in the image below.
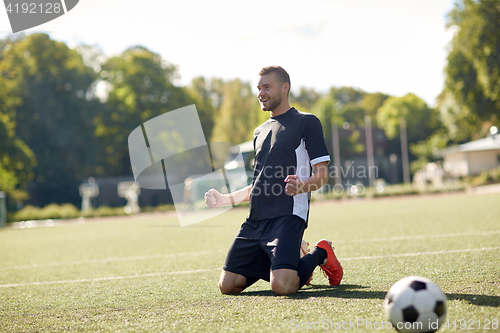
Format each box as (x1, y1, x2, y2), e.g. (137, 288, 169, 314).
(293, 139, 310, 221)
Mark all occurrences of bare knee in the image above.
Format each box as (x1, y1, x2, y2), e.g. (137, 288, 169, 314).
(270, 279, 298, 295)
(270, 269, 299, 296)
(219, 280, 243, 295)
(219, 270, 246, 295)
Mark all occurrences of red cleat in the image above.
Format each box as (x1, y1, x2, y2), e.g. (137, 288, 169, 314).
(315, 239, 343, 286)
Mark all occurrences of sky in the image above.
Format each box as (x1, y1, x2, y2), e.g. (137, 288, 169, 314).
(0, 0, 457, 107)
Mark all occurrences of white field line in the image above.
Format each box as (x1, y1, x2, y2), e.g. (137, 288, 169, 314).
(0, 250, 224, 271)
(340, 246, 500, 261)
(1, 247, 499, 288)
(2, 230, 498, 271)
(335, 230, 500, 244)
(0, 268, 220, 288)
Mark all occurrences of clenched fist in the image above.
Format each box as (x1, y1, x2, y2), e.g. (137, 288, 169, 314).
(204, 189, 227, 208)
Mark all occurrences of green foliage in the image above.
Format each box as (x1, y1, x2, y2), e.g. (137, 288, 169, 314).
(11, 203, 80, 221)
(444, 0, 500, 131)
(188, 76, 216, 141)
(360, 92, 389, 126)
(0, 165, 27, 202)
(81, 206, 128, 218)
(367, 182, 466, 197)
(0, 35, 37, 198)
(9, 203, 149, 222)
(211, 78, 260, 144)
(329, 86, 364, 106)
(436, 90, 479, 142)
(313, 90, 387, 160)
(409, 132, 449, 173)
(468, 166, 500, 186)
(448, 0, 500, 102)
(312, 97, 337, 156)
(0, 113, 35, 201)
(95, 46, 195, 176)
(290, 86, 322, 111)
(0, 33, 98, 206)
(377, 93, 440, 142)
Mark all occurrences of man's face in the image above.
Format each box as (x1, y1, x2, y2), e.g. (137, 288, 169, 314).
(257, 73, 283, 112)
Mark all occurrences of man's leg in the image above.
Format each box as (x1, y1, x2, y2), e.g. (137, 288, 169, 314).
(265, 216, 307, 295)
(297, 246, 328, 287)
(219, 270, 247, 295)
(269, 244, 334, 295)
(220, 219, 268, 295)
(270, 268, 300, 295)
(219, 270, 260, 294)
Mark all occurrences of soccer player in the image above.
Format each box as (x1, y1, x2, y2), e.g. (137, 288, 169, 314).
(204, 66, 343, 295)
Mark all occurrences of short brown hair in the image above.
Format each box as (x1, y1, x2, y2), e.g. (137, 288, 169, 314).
(259, 66, 291, 94)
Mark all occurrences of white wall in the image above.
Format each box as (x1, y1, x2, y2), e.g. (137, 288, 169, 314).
(443, 149, 500, 177)
(443, 153, 468, 177)
(467, 150, 500, 175)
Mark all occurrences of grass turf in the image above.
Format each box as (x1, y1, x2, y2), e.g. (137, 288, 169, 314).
(0, 192, 499, 332)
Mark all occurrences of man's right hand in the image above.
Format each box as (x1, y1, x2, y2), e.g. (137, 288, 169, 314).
(204, 189, 226, 208)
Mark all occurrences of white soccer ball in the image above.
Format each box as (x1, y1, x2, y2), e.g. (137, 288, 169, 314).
(384, 276, 447, 333)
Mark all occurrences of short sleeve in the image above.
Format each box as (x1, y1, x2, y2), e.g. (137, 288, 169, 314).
(303, 115, 331, 166)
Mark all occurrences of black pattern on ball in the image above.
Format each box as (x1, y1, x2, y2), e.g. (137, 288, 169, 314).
(410, 280, 427, 291)
(434, 301, 446, 317)
(402, 305, 419, 323)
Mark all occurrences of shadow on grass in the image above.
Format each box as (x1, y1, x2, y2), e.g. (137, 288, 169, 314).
(237, 284, 500, 307)
(237, 284, 385, 299)
(446, 293, 500, 307)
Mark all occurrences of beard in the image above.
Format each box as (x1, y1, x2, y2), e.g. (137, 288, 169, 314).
(261, 93, 282, 111)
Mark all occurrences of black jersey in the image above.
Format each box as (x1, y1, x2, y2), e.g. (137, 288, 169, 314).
(248, 107, 330, 223)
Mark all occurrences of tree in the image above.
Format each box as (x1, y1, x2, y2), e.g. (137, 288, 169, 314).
(409, 132, 449, 173)
(211, 78, 260, 144)
(187, 76, 216, 141)
(377, 93, 442, 177)
(377, 93, 440, 143)
(329, 87, 365, 108)
(313, 97, 338, 156)
(95, 46, 194, 176)
(0, 112, 36, 202)
(313, 96, 366, 161)
(290, 87, 322, 112)
(444, 0, 500, 132)
(0, 33, 99, 206)
(361, 92, 389, 126)
(436, 90, 478, 142)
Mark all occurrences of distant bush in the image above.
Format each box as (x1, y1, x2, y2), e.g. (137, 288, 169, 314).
(8, 203, 176, 222)
(468, 167, 500, 186)
(81, 206, 128, 218)
(370, 182, 467, 198)
(313, 181, 467, 201)
(10, 203, 80, 222)
(141, 205, 176, 213)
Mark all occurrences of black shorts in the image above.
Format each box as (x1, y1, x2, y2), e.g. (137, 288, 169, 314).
(223, 215, 305, 282)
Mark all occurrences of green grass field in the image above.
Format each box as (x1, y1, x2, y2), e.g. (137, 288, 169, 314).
(1, 192, 499, 332)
